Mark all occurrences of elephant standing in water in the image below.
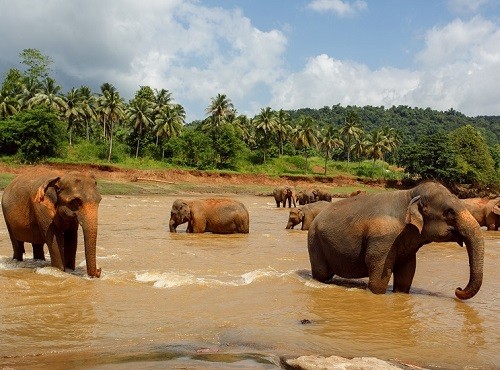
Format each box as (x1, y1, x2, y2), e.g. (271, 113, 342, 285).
(308, 181, 484, 299)
(1, 171, 102, 277)
(273, 186, 296, 208)
(169, 198, 249, 233)
(461, 197, 500, 230)
(286, 201, 330, 230)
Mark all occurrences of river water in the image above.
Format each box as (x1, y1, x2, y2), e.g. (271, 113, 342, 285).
(0, 194, 498, 369)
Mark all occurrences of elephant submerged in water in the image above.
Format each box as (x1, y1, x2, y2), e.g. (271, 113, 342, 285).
(169, 198, 249, 234)
(1, 171, 102, 277)
(286, 201, 331, 230)
(308, 181, 484, 299)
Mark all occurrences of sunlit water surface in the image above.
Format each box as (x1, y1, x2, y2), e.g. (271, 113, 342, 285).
(0, 194, 498, 369)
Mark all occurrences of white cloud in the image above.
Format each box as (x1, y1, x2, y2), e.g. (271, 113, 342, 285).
(446, 0, 491, 14)
(270, 16, 500, 116)
(307, 0, 367, 17)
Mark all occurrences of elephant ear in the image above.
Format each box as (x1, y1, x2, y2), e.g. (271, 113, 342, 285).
(405, 195, 424, 233)
(34, 177, 60, 204)
(298, 209, 305, 221)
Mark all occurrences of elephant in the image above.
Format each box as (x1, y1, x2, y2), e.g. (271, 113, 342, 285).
(1, 171, 102, 277)
(312, 188, 332, 202)
(461, 197, 500, 231)
(350, 189, 366, 197)
(297, 189, 316, 205)
(169, 198, 249, 233)
(308, 181, 484, 299)
(273, 186, 296, 208)
(286, 201, 331, 230)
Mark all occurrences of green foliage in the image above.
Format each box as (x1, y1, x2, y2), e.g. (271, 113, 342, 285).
(449, 125, 496, 187)
(398, 132, 461, 185)
(165, 129, 216, 169)
(0, 107, 66, 163)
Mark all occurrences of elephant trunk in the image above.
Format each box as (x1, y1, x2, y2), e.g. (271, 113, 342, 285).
(79, 204, 101, 278)
(286, 222, 293, 229)
(455, 210, 484, 300)
(169, 218, 177, 232)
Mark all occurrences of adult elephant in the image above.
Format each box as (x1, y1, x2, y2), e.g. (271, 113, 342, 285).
(312, 188, 332, 202)
(286, 201, 330, 230)
(273, 186, 296, 208)
(308, 181, 483, 300)
(169, 198, 249, 233)
(461, 197, 500, 231)
(297, 189, 315, 205)
(1, 171, 102, 278)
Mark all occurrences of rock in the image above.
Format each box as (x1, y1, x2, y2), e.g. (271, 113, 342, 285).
(282, 355, 426, 370)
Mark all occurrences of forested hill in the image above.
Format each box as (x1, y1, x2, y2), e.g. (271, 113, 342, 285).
(287, 105, 500, 146)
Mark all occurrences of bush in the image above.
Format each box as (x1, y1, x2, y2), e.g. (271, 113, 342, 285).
(0, 107, 66, 163)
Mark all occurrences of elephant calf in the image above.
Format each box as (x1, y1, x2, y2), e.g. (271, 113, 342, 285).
(286, 201, 331, 230)
(169, 198, 249, 234)
(461, 197, 500, 231)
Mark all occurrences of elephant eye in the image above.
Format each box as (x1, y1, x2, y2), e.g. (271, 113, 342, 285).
(69, 198, 82, 210)
(443, 208, 456, 218)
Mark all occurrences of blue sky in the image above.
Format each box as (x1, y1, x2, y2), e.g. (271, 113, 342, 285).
(1, 0, 499, 122)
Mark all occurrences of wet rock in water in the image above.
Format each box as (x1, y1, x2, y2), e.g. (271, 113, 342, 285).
(300, 319, 312, 324)
(282, 355, 427, 370)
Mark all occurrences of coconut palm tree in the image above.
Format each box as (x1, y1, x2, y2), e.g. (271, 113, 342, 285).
(64, 87, 84, 145)
(28, 77, 68, 114)
(0, 90, 19, 119)
(155, 104, 185, 159)
(339, 111, 363, 167)
(365, 129, 391, 172)
(204, 93, 234, 130)
(97, 85, 125, 161)
(77, 86, 97, 141)
(127, 97, 154, 158)
(275, 109, 291, 156)
(254, 107, 277, 163)
(319, 126, 343, 175)
(292, 116, 318, 173)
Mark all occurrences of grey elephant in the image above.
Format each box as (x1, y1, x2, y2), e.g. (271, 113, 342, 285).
(169, 198, 249, 233)
(1, 171, 102, 277)
(297, 189, 316, 205)
(308, 181, 483, 299)
(312, 188, 332, 202)
(286, 201, 330, 230)
(273, 186, 296, 208)
(461, 197, 500, 231)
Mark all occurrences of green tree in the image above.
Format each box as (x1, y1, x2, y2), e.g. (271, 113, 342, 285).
(449, 125, 496, 187)
(0, 107, 65, 162)
(28, 77, 68, 114)
(339, 110, 363, 167)
(127, 97, 153, 158)
(319, 125, 343, 175)
(97, 84, 125, 161)
(292, 115, 318, 173)
(155, 104, 185, 159)
(275, 109, 291, 156)
(254, 107, 277, 163)
(398, 132, 460, 185)
(19, 48, 53, 82)
(365, 129, 391, 172)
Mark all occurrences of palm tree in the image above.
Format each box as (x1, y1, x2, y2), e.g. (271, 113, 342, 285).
(19, 76, 41, 109)
(204, 93, 234, 130)
(233, 115, 255, 148)
(275, 109, 291, 156)
(350, 134, 368, 165)
(127, 98, 154, 158)
(64, 88, 84, 145)
(155, 104, 185, 159)
(292, 116, 318, 173)
(339, 111, 363, 167)
(28, 77, 68, 113)
(254, 107, 277, 163)
(0, 90, 19, 119)
(77, 86, 97, 141)
(319, 126, 343, 175)
(97, 85, 125, 161)
(380, 126, 401, 164)
(365, 129, 391, 172)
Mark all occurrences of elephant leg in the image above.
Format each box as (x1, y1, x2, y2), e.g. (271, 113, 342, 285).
(275, 200, 280, 207)
(32, 243, 45, 260)
(64, 229, 78, 270)
(367, 259, 393, 294)
(393, 255, 416, 293)
(12, 241, 25, 261)
(308, 245, 333, 282)
(45, 228, 66, 271)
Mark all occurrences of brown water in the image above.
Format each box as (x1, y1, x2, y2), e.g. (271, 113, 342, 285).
(0, 194, 498, 369)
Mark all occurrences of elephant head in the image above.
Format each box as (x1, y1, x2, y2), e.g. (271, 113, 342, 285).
(406, 182, 484, 299)
(169, 199, 191, 232)
(286, 208, 304, 229)
(37, 171, 102, 277)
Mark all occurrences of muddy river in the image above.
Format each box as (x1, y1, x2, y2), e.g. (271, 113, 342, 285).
(0, 194, 498, 369)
